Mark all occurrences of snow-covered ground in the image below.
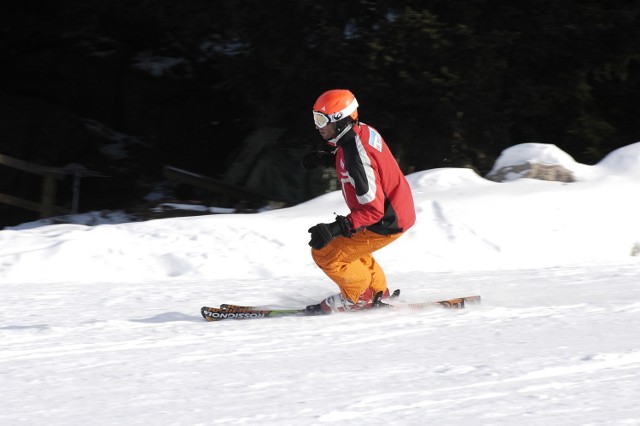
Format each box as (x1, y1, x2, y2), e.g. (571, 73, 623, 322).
(1, 143, 640, 425)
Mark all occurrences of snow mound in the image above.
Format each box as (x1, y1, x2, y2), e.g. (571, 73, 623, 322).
(596, 141, 640, 178)
(487, 143, 596, 182)
(491, 143, 579, 170)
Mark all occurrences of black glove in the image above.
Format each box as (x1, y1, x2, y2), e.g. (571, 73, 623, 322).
(301, 151, 335, 170)
(308, 215, 352, 250)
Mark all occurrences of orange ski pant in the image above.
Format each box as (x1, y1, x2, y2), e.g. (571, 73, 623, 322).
(311, 229, 402, 304)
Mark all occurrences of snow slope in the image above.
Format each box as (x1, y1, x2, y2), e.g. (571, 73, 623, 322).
(1, 143, 640, 425)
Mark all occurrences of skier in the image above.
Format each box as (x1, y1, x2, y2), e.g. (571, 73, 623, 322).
(303, 89, 416, 313)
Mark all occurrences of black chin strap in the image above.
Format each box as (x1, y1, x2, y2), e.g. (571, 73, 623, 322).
(329, 122, 354, 146)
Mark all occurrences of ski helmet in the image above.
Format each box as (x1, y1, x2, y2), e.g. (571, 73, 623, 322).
(312, 89, 359, 128)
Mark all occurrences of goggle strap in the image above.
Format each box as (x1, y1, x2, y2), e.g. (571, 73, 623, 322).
(335, 98, 358, 121)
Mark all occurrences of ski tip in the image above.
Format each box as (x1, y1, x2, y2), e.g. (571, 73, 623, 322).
(201, 306, 217, 321)
(442, 295, 481, 308)
(464, 295, 481, 304)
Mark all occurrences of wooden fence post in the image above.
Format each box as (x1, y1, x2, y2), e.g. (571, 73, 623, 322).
(40, 173, 58, 218)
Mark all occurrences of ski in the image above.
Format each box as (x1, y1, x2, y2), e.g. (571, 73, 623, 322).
(201, 306, 304, 321)
(387, 295, 482, 310)
(201, 294, 480, 322)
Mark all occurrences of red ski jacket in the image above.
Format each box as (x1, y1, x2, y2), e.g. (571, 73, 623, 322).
(333, 122, 416, 235)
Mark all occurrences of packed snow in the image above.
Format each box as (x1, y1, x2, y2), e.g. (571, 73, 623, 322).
(1, 142, 640, 425)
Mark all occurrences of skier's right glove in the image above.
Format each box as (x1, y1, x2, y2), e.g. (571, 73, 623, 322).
(308, 215, 352, 250)
(301, 151, 335, 170)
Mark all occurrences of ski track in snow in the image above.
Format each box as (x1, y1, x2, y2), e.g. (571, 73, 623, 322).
(1, 265, 640, 425)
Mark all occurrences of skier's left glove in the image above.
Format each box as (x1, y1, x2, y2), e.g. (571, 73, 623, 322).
(308, 215, 352, 250)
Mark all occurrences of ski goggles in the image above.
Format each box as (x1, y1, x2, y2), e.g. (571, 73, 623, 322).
(312, 98, 359, 128)
(313, 111, 331, 128)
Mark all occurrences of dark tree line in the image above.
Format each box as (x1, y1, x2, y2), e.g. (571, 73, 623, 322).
(1, 0, 639, 226)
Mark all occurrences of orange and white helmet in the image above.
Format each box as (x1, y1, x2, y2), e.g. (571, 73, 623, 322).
(312, 89, 359, 128)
